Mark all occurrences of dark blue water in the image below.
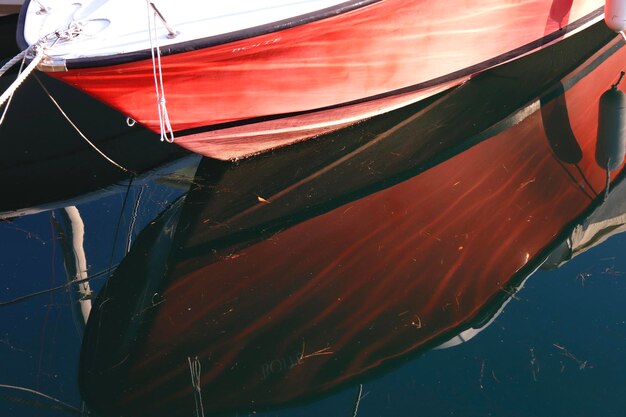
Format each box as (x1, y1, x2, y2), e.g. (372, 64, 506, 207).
(1, 17, 626, 417)
(3, 195, 626, 417)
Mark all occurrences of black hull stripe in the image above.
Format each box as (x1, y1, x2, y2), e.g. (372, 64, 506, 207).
(15, 0, 29, 51)
(173, 8, 605, 137)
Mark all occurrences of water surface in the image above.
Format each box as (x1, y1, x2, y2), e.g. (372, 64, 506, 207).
(1, 19, 626, 417)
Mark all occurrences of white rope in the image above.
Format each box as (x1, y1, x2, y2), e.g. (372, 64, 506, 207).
(0, 50, 27, 78)
(0, 24, 132, 175)
(147, 1, 175, 143)
(0, 52, 27, 126)
(0, 383, 82, 413)
(125, 185, 144, 253)
(0, 16, 86, 117)
(351, 384, 363, 417)
(188, 356, 205, 417)
(33, 75, 133, 174)
(0, 46, 44, 109)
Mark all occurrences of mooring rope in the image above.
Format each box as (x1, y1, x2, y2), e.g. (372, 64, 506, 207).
(0, 52, 27, 126)
(0, 21, 84, 104)
(147, 1, 175, 143)
(0, 46, 44, 109)
(125, 184, 144, 253)
(0, 264, 117, 308)
(0, 384, 82, 414)
(0, 19, 133, 174)
(188, 356, 206, 417)
(350, 384, 363, 417)
(33, 75, 134, 174)
(0, 50, 27, 78)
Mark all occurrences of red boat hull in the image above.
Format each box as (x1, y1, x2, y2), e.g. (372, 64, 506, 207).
(78, 32, 626, 416)
(46, 0, 604, 158)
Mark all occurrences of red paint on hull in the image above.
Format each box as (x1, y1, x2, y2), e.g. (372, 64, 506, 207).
(81, 37, 626, 416)
(46, 0, 604, 159)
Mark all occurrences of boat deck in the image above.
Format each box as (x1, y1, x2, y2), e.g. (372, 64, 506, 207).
(22, 0, 358, 59)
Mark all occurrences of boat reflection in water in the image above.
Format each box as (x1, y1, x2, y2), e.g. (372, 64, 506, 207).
(79, 28, 626, 417)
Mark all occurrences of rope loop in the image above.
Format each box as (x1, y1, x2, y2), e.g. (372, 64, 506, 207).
(147, 0, 175, 143)
(188, 356, 205, 417)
